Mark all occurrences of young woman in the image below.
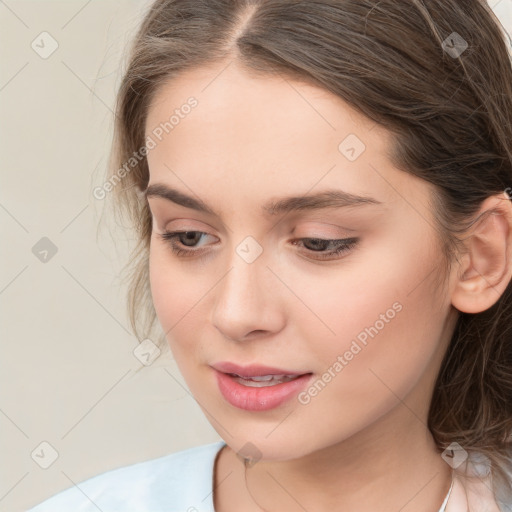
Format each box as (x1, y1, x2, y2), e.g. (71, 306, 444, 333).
(29, 1, 512, 511)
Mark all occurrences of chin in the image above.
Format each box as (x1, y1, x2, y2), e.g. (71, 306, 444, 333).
(213, 421, 337, 463)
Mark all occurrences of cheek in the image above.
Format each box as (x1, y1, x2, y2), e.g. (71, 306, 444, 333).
(149, 248, 178, 328)
(290, 231, 444, 368)
(290, 234, 440, 355)
(288, 242, 447, 434)
(149, 246, 193, 339)
(148, 244, 216, 359)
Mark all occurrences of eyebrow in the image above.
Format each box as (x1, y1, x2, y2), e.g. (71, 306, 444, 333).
(144, 183, 382, 216)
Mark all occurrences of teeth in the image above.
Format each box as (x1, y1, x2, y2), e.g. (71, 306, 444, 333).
(231, 374, 299, 387)
(245, 375, 274, 382)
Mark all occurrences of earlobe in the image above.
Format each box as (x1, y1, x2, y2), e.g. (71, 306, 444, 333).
(451, 194, 512, 314)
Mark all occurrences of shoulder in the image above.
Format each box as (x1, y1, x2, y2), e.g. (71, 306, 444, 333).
(446, 452, 512, 512)
(27, 440, 226, 512)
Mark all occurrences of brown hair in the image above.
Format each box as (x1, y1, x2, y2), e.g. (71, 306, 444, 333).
(105, 0, 512, 506)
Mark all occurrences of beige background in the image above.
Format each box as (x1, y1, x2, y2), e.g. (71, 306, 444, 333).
(1, 1, 511, 510)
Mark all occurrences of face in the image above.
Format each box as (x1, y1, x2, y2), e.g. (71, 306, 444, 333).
(144, 60, 457, 461)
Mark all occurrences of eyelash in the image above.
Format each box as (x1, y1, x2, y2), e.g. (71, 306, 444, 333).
(157, 230, 359, 261)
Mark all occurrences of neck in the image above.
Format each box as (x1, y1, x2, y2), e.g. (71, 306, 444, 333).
(215, 393, 453, 512)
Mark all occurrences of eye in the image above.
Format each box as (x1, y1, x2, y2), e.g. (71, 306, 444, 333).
(156, 230, 359, 261)
(292, 237, 359, 260)
(157, 230, 217, 257)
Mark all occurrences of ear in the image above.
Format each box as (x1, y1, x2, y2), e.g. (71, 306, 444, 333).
(451, 192, 512, 314)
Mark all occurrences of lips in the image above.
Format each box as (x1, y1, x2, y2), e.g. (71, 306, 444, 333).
(211, 361, 313, 411)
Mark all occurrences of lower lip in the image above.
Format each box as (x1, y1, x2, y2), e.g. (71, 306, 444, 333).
(214, 370, 313, 411)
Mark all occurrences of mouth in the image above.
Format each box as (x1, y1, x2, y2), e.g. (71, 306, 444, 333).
(211, 362, 313, 411)
(227, 373, 305, 387)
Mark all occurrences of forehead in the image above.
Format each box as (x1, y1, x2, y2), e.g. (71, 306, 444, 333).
(146, 60, 378, 143)
(144, 61, 429, 216)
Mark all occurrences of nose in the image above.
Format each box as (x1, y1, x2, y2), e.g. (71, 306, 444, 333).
(211, 249, 286, 342)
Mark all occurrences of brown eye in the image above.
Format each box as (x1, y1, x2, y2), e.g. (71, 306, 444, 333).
(302, 238, 331, 251)
(176, 231, 203, 247)
(157, 230, 218, 257)
(293, 237, 359, 260)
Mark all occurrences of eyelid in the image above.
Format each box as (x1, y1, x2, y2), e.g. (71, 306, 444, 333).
(291, 220, 357, 238)
(153, 216, 216, 234)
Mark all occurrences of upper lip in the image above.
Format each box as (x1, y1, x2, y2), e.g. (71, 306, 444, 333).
(211, 361, 309, 378)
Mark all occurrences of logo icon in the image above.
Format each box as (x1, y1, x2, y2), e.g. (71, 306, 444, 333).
(338, 134, 366, 162)
(236, 442, 262, 468)
(236, 236, 263, 264)
(31, 441, 59, 469)
(31, 32, 59, 59)
(442, 32, 468, 58)
(133, 339, 161, 366)
(32, 237, 58, 263)
(441, 441, 468, 469)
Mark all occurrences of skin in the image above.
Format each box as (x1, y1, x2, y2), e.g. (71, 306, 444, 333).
(144, 60, 512, 511)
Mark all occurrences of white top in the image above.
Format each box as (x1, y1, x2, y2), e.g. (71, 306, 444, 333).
(27, 441, 505, 512)
(27, 441, 226, 512)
